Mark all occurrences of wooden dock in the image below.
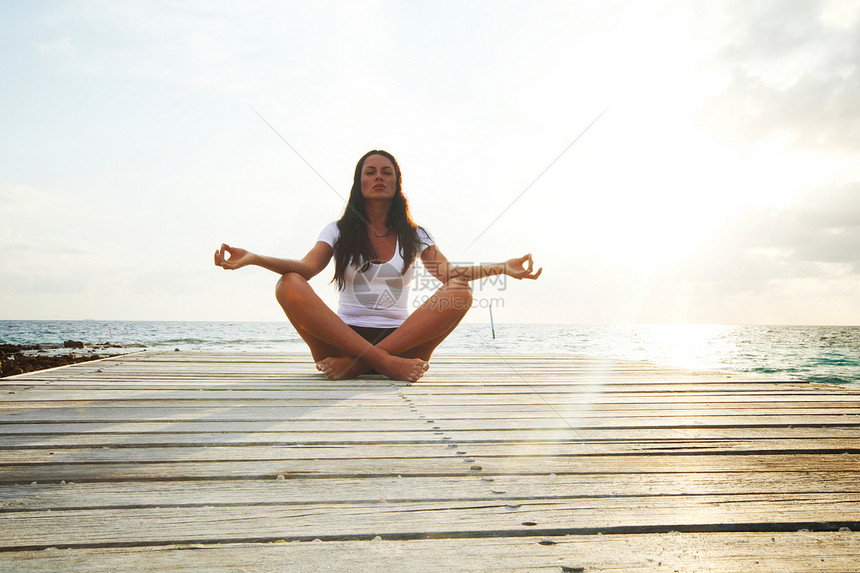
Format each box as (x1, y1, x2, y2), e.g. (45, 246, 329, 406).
(1, 351, 859, 571)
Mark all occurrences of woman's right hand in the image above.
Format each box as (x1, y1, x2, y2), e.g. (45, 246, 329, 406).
(214, 244, 254, 270)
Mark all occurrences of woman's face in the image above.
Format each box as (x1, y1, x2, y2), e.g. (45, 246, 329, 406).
(360, 154, 397, 201)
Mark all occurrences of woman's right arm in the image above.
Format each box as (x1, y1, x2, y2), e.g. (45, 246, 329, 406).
(214, 241, 333, 280)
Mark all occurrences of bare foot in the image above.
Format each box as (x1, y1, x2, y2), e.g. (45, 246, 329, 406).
(316, 356, 368, 380)
(378, 355, 429, 383)
(316, 354, 428, 383)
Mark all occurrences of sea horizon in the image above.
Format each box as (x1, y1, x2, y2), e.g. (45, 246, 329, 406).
(2, 320, 859, 389)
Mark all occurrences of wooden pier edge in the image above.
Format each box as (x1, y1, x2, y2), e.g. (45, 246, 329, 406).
(1, 351, 858, 571)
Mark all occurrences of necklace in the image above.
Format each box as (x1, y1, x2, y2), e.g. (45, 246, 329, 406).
(369, 224, 391, 238)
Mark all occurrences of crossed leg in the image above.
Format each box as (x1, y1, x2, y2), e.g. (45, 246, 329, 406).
(275, 272, 473, 382)
(316, 278, 474, 380)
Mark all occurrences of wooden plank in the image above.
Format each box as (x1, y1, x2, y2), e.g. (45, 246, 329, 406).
(6, 380, 827, 393)
(3, 436, 860, 466)
(3, 454, 860, 484)
(5, 405, 860, 424)
(3, 472, 860, 511)
(2, 495, 860, 550)
(4, 419, 860, 436)
(2, 532, 859, 573)
(6, 425, 860, 442)
(6, 397, 860, 415)
(1, 351, 859, 570)
(7, 386, 860, 403)
(5, 428, 860, 448)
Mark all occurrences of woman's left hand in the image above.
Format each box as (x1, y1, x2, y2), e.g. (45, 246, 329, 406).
(505, 254, 542, 280)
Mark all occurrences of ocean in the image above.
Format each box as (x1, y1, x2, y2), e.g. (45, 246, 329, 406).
(1, 320, 858, 388)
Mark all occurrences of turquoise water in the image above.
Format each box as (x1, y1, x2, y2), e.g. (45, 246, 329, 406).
(1, 321, 858, 388)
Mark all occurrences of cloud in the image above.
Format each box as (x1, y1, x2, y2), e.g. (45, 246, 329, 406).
(635, 181, 860, 324)
(648, 182, 860, 302)
(699, 0, 860, 151)
(750, 182, 860, 270)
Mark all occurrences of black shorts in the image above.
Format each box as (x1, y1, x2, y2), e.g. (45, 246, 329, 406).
(349, 325, 397, 345)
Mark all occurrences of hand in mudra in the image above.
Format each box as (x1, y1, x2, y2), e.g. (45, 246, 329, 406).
(214, 244, 254, 270)
(505, 254, 542, 280)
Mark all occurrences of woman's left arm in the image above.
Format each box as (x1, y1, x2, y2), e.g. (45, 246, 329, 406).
(421, 246, 542, 283)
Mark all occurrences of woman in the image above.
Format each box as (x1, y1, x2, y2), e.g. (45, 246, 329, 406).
(214, 149, 541, 382)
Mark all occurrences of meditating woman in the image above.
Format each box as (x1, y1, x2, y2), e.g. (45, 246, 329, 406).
(214, 149, 541, 382)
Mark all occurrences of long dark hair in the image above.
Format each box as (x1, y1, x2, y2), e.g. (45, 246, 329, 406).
(332, 150, 424, 290)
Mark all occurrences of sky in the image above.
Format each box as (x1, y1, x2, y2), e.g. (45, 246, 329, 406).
(1, 0, 859, 325)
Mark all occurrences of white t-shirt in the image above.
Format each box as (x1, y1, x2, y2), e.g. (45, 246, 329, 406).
(317, 221, 435, 328)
